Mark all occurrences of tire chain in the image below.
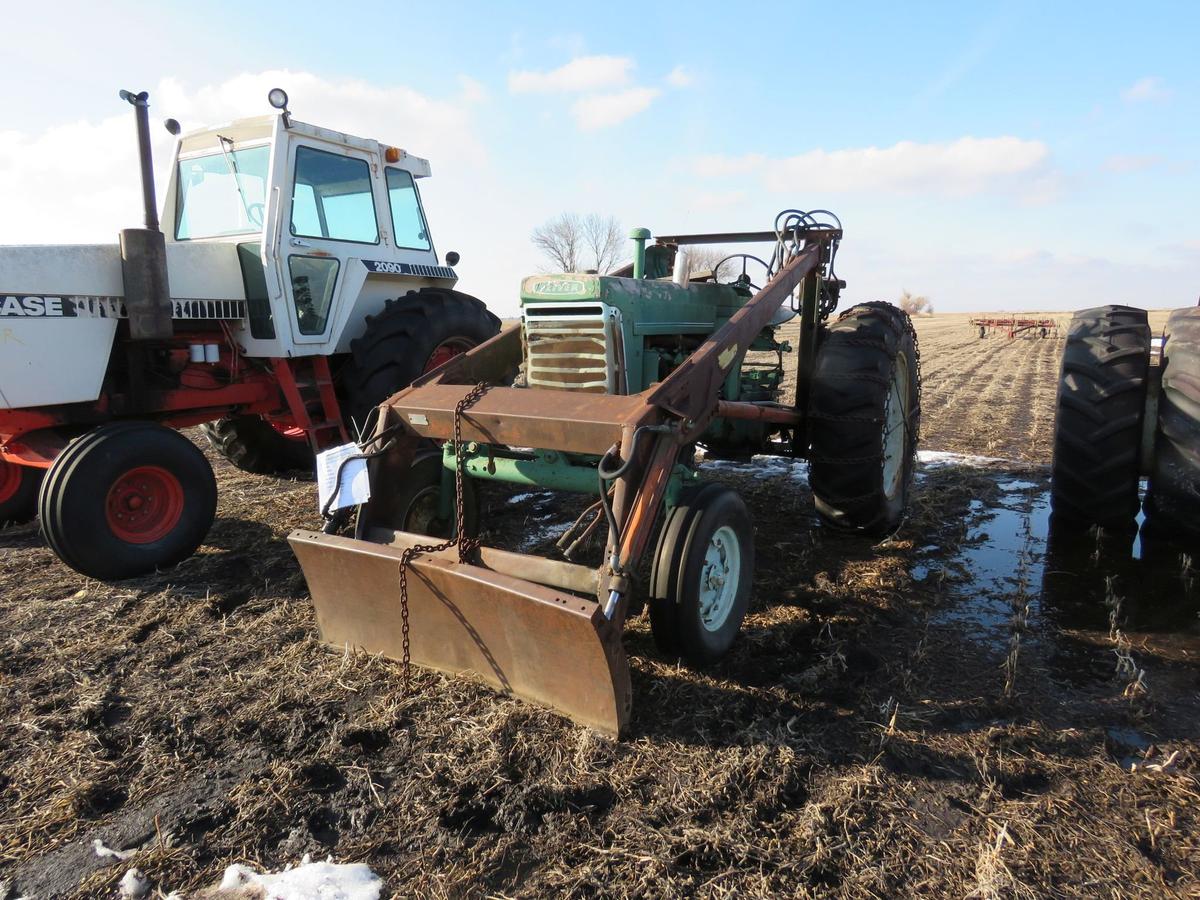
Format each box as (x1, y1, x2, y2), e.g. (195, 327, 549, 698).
(396, 381, 489, 692)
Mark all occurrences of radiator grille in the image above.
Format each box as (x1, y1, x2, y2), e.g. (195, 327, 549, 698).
(524, 304, 618, 393)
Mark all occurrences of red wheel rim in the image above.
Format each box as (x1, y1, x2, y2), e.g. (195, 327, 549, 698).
(423, 338, 473, 374)
(269, 421, 309, 442)
(104, 465, 185, 544)
(0, 459, 21, 504)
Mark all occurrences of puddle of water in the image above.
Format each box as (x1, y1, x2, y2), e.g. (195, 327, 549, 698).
(931, 490, 1051, 637)
(923, 468, 1200, 667)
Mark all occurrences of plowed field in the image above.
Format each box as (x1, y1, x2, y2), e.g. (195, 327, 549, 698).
(2, 309, 1196, 899)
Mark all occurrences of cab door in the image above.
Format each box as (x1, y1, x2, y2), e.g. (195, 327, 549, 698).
(277, 141, 381, 348)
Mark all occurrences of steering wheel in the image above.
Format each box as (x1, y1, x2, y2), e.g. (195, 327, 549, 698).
(246, 202, 265, 228)
(714, 253, 772, 292)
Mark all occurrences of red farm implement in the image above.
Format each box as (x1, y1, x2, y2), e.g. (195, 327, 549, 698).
(970, 316, 1059, 339)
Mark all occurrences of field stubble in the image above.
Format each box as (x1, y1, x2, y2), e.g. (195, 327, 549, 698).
(0, 310, 1196, 898)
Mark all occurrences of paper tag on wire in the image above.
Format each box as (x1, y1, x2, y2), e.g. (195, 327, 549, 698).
(316, 442, 371, 513)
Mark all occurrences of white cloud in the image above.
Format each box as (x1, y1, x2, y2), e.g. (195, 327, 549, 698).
(666, 65, 693, 88)
(508, 55, 633, 94)
(1121, 76, 1168, 103)
(691, 153, 766, 178)
(570, 87, 661, 131)
(1102, 154, 1163, 174)
(0, 69, 484, 244)
(457, 75, 489, 105)
(692, 189, 747, 209)
(692, 137, 1051, 197)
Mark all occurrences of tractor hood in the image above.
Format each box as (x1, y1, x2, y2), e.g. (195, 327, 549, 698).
(0, 242, 249, 409)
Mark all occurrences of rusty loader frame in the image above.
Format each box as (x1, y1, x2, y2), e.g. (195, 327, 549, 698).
(289, 226, 841, 735)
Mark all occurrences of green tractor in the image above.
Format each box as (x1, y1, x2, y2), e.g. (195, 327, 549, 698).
(290, 211, 921, 734)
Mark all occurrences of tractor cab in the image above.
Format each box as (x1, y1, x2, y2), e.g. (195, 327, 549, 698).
(160, 99, 450, 358)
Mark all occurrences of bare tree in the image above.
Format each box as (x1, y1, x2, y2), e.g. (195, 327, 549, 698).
(581, 214, 626, 274)
(532, 213, 582, 273)
(531, 212, 627, 273)
(684, 246, 739, 282)
(898, 289, 934, 316)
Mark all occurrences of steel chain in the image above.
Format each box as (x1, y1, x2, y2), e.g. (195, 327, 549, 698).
(397, 381, 489, 692)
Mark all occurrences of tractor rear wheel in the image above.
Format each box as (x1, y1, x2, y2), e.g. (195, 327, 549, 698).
(648, 484, 754, 665)
(1146, 308, 1200, 538)
(39, 422, 217, 580)
(341, 288, 500, 432)
(1050, 305, 1150, 530)
(200, 415, 314, 475)
(0, 459, 42, 526)
(808, 302, 921, 534)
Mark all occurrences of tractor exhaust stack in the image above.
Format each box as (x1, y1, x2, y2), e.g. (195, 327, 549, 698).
(117, 89, 173, 340)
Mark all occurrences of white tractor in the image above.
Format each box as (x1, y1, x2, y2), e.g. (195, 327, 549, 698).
(0, 88, 499, 579)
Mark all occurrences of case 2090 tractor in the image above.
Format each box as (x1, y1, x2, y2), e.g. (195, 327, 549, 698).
(0, 89, 499, 579)
(289, 213, 923, 734)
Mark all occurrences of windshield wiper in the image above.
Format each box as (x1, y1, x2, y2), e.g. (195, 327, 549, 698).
(216, 134, 260, 227)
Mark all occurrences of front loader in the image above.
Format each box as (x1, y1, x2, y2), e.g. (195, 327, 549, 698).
(290, 212, 922, 734)
(0, 88, 499, 579)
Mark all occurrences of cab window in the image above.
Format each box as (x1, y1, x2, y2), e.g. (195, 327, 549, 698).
(385, 167, 431, 251)
(290, 146, 379, 244)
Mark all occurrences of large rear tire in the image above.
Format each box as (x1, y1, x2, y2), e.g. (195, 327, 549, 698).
(648, 484, 754, 665)
(1050, 305, 1150, 530)
(341, 288, 500, 432)
(808, 302, 921, 534)
(39, 422, 217, 580)
(199, 415, 314, 475)
(1146, 308, 1200, 538)
(0, 459, 42, 526)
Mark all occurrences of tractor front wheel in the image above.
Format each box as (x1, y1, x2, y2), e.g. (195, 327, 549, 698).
(379, 451, 479, 539)
(808, 302, 921, 534)
(0, 459, 42, 526)
(39, 422, 217, 580)
(648, 484, 754, 665)
(200, 415, 314, 475)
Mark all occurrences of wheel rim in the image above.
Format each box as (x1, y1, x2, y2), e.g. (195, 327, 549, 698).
(0, 459, 21, 504)
(423, 337, 474, 375)
(881, 353, 911, 501)
(403, 485, 451, 537)
(698, 525, 742, 632)
(269, 421, 309, 442)
(105, 465, 185, 544)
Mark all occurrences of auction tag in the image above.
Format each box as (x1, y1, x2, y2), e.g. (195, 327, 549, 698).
(316, 442, 372, 513)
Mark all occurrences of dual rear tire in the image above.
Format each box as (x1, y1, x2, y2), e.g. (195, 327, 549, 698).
(39, 422, 217, 580)
(1050, 305, 1199, 538)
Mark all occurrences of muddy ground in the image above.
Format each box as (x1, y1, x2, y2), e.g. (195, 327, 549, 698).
(2, 311, 1198, 898)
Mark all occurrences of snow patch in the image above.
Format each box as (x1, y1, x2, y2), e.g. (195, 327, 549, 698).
(119, 868, 150, 899)
(997, 479, 1039, 492)
(219, 859, 382, 900)
(506, 491, 552, 505)
(917, 450, 1016, 469)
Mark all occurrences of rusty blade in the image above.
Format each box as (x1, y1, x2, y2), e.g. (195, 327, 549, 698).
(288, 530, 632, 736)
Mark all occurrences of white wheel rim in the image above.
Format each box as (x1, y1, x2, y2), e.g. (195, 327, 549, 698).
(882, 353, 911, 501)
(698, 525, 742, 632)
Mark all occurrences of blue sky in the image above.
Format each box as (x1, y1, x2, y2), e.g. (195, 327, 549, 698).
(3, 0, 1196, 314)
